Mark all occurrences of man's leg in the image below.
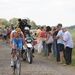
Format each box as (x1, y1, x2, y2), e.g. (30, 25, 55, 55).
(18, 38, 23, 59)
(65, 47, 72, 65)
(56, 44, 60, 62)
(59, 44, 64, 64)
(10, 39, 17, 67)
(11, 49, 16, 67)
(59, 51, 64, 63)
(69, 48, 72, 64)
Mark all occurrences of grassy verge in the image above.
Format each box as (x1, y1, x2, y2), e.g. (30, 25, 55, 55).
(35, 50, 75, 69)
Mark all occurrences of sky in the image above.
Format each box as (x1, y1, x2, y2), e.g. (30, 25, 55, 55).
(0, 0, 75, 27)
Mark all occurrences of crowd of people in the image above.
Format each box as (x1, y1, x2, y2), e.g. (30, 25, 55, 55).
(34, 23, 73, 66)
(0, 22, 74, 66)
(0, 26, 12, 43)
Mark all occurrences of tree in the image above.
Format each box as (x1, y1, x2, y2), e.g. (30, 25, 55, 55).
(26, 18, 30, 25)
(8, 18, 18, 27)
(0, 18, 8, 26)
(30, 21, 37, 29)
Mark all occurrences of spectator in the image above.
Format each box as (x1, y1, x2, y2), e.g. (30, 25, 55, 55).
(36, 27, 42, 53)
(53, 26, 60, 62)
(56, 23, 64, 64)
(7, 27, 12, 43)
(2, 27, 8, 42)
(45, 26, 53, 58)
(62, 28, 73, 65)
(0, 27, 2, 39)
(52, 26, 57, 57)
(40, 26, 47, 56)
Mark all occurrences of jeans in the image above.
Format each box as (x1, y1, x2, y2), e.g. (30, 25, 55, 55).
(52, 40, 57, 57)
(42, 41, 48, 56)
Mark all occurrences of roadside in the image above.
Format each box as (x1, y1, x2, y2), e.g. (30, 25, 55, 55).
(34, 50, 75, 70)
(0, 39, 75, 75)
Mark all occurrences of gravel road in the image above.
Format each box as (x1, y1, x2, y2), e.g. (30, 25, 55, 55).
(0, 40, 75, 75)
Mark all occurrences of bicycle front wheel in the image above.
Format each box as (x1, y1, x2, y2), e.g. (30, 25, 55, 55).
(15, 59, 21, 75)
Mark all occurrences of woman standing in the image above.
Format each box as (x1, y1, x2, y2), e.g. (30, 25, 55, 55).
(45, 26, 53, 58)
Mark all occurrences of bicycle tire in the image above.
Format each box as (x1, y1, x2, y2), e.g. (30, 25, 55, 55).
(15, 58, 21, 75)
(13, 61, 16, 74)
(27, 49, 33, 64)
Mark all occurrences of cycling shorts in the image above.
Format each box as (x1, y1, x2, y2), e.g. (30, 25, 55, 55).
(11, 38, 24, 50)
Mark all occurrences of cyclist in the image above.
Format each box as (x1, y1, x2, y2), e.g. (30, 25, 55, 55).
(10, 28, 27, 67)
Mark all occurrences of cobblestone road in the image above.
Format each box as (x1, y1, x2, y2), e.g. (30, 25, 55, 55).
(0, 40, 75, 75)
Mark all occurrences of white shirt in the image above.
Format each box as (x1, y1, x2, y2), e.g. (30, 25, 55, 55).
(3, 29, 7, 35)
(63, 31, 73, 48)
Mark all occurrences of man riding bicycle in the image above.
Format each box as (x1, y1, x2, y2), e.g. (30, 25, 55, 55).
(10, 28, 27, 67)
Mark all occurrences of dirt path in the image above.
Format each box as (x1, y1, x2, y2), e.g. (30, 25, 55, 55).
(0, 40, 75, 75)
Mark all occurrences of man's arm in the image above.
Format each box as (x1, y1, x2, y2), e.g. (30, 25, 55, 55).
(21, 33, 27, 47)
(55, 35, 60, 40)
(62, 34, 68, 42)
(55, 30, 61, 40)
(10, 40, 13, 48)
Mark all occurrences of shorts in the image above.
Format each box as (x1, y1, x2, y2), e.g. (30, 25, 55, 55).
(57, 43, 64, 52)
(3, 35, 7, 40)
(12, 38, 24, 50)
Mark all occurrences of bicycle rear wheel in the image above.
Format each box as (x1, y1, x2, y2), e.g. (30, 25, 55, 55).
(15, 58, 21, 75)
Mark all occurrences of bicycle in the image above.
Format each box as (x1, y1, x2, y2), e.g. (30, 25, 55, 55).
(13, 48, 21, 75)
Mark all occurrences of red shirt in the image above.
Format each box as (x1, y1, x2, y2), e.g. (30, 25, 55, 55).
(40, 30, 46, 38)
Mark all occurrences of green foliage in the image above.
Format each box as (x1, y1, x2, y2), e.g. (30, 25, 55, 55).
(26, 18, 30, 24)
(0, 17, 41, 29)
(8, 18, 18, 27)
(0, 18, 8, 26)
(30, 21, 37, 29)
(68, 29, 75, 37)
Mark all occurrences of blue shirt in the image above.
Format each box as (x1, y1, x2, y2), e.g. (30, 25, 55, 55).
(57, 30, 64, 44)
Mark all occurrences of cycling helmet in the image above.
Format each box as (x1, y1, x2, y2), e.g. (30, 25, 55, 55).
(16, 28, 21, 34)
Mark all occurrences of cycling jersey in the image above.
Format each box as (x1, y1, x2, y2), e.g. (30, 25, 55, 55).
(10, 30, 24, 49)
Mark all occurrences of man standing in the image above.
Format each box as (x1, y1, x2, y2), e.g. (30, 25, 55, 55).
(56, 23, 64, 64)
(36, 27, 42, 53)
(2, 27, 8, 42)
(62, 28, 73, 65)
(40, 26, 46, 56)
(53, 26, 60, 62)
